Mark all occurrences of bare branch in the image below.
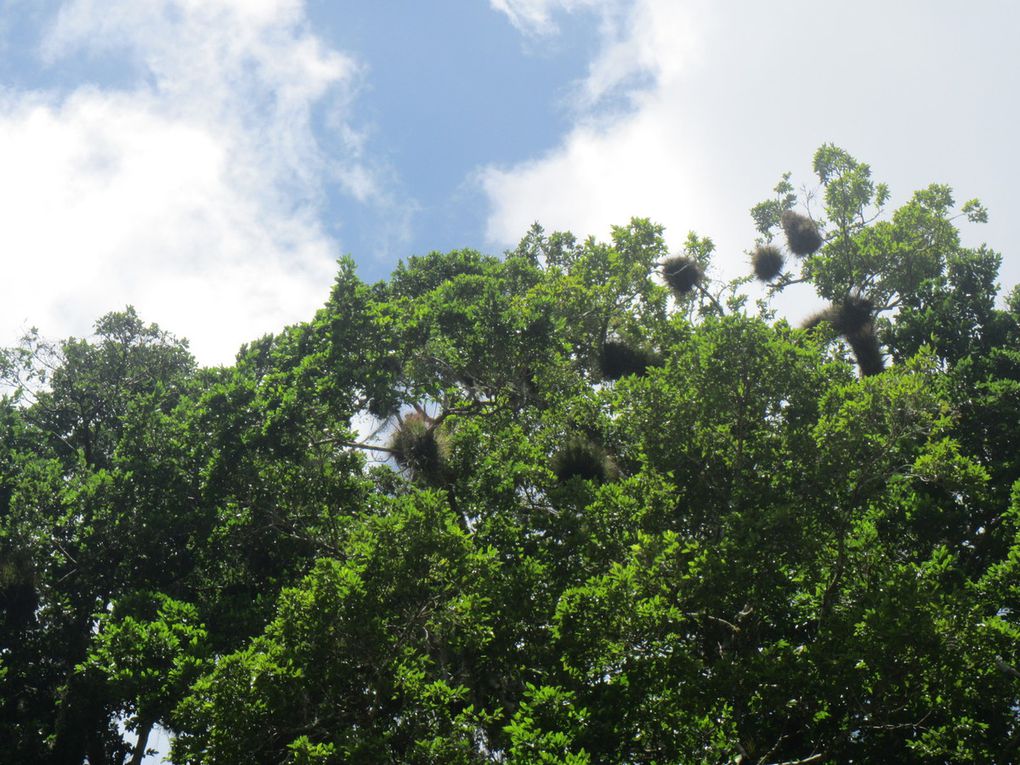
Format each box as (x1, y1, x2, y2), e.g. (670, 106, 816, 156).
(694, 281, 726, 315)
(685, 611, 741, 634)
(763, 753, 825, 765)
(314, 437, 398, 456)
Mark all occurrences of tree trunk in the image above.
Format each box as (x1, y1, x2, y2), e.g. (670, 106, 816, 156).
(130, 718, 155, 765)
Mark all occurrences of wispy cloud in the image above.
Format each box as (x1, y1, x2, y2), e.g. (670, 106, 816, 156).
(490, 0, 701, 106)
(0, 0, 371, 363)
(482, 0, 716, 254)
(488, 0, 571, 37)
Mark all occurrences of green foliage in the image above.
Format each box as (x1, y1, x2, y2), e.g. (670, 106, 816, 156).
(171, 492, 499, 763)
(1, 147, 1018, 763)
(504, 685, 591, 764)
(79, 592, 208, 743)
(26, 306, 195, 469)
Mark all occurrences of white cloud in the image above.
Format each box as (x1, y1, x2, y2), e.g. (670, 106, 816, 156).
(491, 0, 702, 105)
(483, 0, 720, 255)
(483, 0, 1020, 301)
(481, 96, 719, 250)
(0, 0, 370, 363)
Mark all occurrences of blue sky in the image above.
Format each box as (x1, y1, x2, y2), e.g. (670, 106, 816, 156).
(300, 1, 600, 262)
(1, 0, 1018, 364)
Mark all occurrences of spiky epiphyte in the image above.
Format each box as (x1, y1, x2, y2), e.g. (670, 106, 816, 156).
(388, 412, 448, 479)
(551, 437, 616, 484)
(781, 210, 823, 256)
(751, 245, 785, 282)
(600, 340, 659, 380)
(661, 255, 703, 296)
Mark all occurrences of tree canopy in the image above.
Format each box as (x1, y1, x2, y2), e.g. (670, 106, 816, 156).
(1, 145, 1018, 764)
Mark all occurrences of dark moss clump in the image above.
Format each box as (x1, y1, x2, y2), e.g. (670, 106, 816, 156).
(781, 210, 823, 256)
(551, 437, 617, 484)
(751, 245, 785, 282)
(831, 296, 874, 336)
(389, 413, 448, 478)
(661, 255, 703, 296)
(600, 340, 659, 380)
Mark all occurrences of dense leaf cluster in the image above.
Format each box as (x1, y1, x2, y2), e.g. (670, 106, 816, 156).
(2, 147, 1019, 763)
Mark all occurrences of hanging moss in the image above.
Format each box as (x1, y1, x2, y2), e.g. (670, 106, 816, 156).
(846, 324, 885, 376)
(802, 297, 871, 335)
(388, 412, 449, 480)
(600, 340, 659, 380)
(751, 245, 785, 282)
(781, 210, 823, 256)
(831, 296, 874, 336)
(551, 437, 617, 484)
(801, 297, 884, 375)
(661, 255, 703, 296)
(801, 309, 831, 331)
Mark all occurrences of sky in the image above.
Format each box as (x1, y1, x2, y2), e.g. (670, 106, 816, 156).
(1, 0, 1018, 365)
